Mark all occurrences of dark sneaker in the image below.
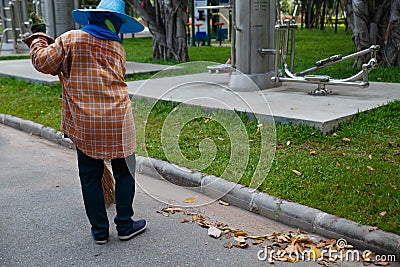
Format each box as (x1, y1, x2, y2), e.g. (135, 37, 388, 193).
(95, 239, 108, 245)
(93, 233, 109, 245)
(118, 219, 147, 241)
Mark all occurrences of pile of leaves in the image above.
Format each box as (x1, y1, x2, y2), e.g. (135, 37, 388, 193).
(157, 205, 392, 266)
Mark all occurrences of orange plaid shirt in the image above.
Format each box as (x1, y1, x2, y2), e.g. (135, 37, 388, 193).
(29, 31, 135, 160)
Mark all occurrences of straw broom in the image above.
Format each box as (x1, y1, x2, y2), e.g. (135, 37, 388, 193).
(102, 162, 115, 208)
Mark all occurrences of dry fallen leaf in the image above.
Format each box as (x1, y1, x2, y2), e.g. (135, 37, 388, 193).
(333, 133, 338, 137)
(223, 243, 233, 249)
(368, 154, 373, 160)
(342, 137, 351, 142)
(252, 239, 263, 245)
(233, 236, 246, 243)
(309, 247, 322, 259)
(285, 244, 296, 254)
(292, 169, 302, 176)
(296, 228, 306, 234)
(286, 141, 291, 146)
(295, 242, 305, 253)
(368, 226, 378, 232)
(379, 211, 387, 217)
(374, 261, 390, 266)
(361, 257, 373, 266)
(284, 256, 299, 263)
(218, 200, 230, 206)
(232, 243, 249, 249)
(183, 197, 197, 203)
(204, 117, 212, 123)
(234, 230, 248, 237)
(310, 150, 317, 156)
(363, 251, 373, 259)
(318, 259, 330, 266)
(198, 220, 212, 228)
(218, 137, 225, 141)
(255, 124, 262, 135)
(277, 234, 291, 243)
(367, 166, 374, 171)
(159, 206, 185, 215)
(208, 226, 222, 238)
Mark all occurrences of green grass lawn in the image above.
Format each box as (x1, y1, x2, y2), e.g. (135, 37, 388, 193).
(0, 28, 399, 235)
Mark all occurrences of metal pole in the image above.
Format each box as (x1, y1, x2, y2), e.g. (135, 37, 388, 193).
(9, 1, 18, 53)
(206, 0, 210, 46)
(230, 0, 235, 67)
(289, 4, 298, 72)
(191, 0, 195, 46)
(273, 25, 281, 82)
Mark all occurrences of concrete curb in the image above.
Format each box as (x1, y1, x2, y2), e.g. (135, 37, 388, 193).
(1, 114, 74, 148)
(1, 113, 399, 258)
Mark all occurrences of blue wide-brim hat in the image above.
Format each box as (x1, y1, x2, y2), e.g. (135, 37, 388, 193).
(72, 0, 144, 34)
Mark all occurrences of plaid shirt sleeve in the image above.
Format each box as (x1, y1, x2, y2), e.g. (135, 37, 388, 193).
(29, 30, 135, 160)
(30, 34, 64, 76)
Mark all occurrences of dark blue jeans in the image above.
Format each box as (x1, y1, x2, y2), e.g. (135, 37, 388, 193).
(76, 148, 136, 240)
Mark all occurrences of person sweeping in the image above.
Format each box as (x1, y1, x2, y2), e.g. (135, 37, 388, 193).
(23, 0, 147, 244)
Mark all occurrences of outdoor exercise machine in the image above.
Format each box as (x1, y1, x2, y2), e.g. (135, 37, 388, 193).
(272, 5, 380, 95)
(205, 0, 379, 95)
(190, 0, 231, 47)
(0, 0, 30, 54)
(0, 0, 79, 54)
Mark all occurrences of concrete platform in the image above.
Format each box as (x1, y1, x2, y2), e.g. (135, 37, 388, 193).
(1, 59, 399, 132)
(0, 59, 173, 84)
(127, 71, 400, 132)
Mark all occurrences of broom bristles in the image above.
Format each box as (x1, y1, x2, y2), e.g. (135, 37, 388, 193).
(102, 162, 115, 208)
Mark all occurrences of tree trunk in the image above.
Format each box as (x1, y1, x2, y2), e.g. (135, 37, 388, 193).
(384, 0, 400, 65)
(345, 0, 354, 33)
(127, 0, 188, 62)
(320, 0, 326, 30)
(335, 0, 340, 33)
(306, 0, 314, 28)
(346, 0, 395, 67)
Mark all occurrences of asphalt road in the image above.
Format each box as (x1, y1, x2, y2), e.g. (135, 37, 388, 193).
(0, 124, 397, 267)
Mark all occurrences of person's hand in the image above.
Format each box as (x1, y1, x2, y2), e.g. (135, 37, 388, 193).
(30, 12, 46, 33)
(23, 12, 53, 47)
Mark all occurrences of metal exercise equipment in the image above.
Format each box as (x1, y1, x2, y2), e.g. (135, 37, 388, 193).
(0, 0, 30, 54)
(272, 6, 379, 96)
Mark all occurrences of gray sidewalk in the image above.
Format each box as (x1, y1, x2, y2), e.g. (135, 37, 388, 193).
(0, 59, 174, 84)
(0, 59, 399, 260)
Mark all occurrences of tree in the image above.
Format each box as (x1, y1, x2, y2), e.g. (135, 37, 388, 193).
(384, 0, 400, 65)
(126, 0, 189, 62)
(346, 0, 400, 67)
